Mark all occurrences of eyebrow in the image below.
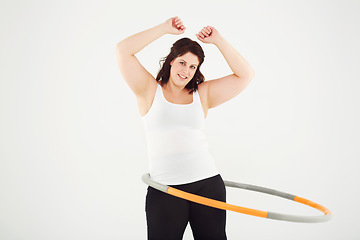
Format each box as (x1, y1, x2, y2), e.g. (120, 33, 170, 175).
(180, 59, 198, 66)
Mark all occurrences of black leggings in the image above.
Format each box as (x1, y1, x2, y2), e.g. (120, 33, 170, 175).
(145, 174, 227, 240)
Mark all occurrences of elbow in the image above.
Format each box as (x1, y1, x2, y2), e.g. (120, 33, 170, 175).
(236, 70, 255, 82)
(116, 42, 130, 60)
(250, 71, 255, 80)
(246, 69, 255, 81)
(116, 41, 125, 53)
(116, 39, 131, 52)
(248, 66, 255, 78)
(116, 41, 135, 58)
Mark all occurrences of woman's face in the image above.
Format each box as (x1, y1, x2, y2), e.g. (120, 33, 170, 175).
(169, 52, 199, 88)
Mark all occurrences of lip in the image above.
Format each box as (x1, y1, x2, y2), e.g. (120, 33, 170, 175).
(178, 74, 188, 80)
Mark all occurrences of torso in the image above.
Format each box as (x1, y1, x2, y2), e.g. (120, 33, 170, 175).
(137, 80, 209, 118)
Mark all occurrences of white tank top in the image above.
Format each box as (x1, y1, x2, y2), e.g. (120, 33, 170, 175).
(141, 83, 219, 185)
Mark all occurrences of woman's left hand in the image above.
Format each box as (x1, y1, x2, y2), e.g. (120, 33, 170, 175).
(196, 26, 222, 45)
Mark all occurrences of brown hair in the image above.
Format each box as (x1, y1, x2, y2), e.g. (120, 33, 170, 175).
(156, 38, 205, 94)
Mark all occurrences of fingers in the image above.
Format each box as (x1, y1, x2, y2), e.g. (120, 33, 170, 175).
(168, 17, 217, 37)
(197, 26, 214, 37)
(200, 26, 212, 37)
(202, 26, 212, 36)
(195, 34, 205, 43)
(173, 16, 185, 30)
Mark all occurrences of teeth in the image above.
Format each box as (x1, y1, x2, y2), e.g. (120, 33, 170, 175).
(179, 74, 187, 79)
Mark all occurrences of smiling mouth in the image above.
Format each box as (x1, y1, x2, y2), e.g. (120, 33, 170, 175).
(178, 74, 187, 79)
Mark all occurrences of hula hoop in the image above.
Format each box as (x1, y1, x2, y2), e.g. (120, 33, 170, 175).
(142, 174, 332, 223)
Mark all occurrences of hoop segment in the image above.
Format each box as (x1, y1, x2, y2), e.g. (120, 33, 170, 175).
(142, 174, 332, 223)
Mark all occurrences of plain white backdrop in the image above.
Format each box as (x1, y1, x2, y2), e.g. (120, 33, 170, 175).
(1, 0, 359, 239)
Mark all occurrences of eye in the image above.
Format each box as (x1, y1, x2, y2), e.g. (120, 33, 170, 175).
(191, 66, 197, 69)
(180, 61, 185, 65)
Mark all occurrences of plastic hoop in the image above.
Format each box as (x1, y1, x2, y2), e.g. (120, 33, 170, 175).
(142, 174, 332, 223)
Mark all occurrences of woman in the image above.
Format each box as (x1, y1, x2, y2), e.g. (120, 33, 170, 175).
(116, 16, 255, 240)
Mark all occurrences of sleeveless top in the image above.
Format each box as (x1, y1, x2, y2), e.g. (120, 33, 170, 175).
(141, 83, 219, 185)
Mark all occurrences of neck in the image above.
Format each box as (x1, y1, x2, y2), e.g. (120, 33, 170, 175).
(164, 80, 189, 95)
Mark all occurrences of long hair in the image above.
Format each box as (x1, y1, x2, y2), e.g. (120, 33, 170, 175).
(156, 38, 205, 94)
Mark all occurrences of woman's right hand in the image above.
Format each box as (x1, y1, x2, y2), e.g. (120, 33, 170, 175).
(163, 16, 186, 35)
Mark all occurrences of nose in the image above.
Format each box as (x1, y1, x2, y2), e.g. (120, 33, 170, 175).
(183, 67, 190, 76)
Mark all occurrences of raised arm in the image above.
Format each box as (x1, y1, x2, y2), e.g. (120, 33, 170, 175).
(116, 17, 185, 97)
(196, 26, 255, 109)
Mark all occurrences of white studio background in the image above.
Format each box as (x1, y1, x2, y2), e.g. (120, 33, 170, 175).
(0, 0, 359, 239)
